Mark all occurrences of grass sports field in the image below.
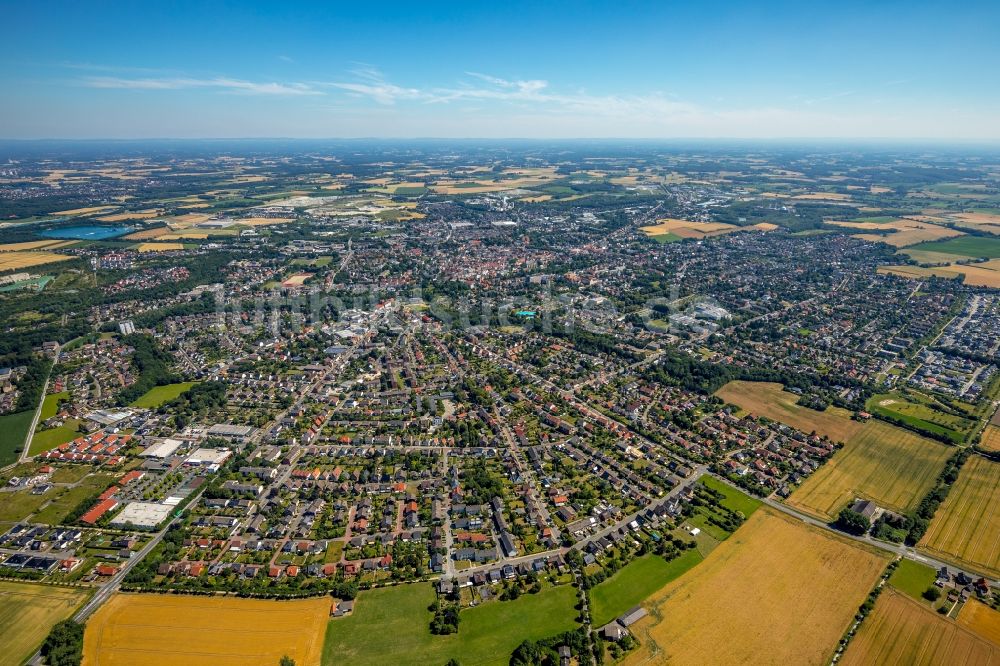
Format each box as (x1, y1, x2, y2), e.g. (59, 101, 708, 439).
(129, 382, 197, 408)
(0, 581, 91, 666)
(622, 509, 889, 665)
(0, 409, 34, 466)
(841, 590, 1000, 665)
(589, 551, 703, 627)
(715, 381, 862, 442)
(323, 582, 578, 665)
(787, 420, 952, 519)
(83, 593, 330, 666)
(958, 600, 1000, 647)
(919, 455, 1000, 577)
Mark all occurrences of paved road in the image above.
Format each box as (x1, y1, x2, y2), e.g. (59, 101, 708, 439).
(17, 365, 53, 465)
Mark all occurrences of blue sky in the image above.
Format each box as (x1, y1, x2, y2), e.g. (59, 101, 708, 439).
(3, 0, 999, 139)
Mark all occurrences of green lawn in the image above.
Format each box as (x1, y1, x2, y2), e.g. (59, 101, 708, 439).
(0, 410, 34, 467)
(589, 550, 704, 627)
(32, 474, 114, 525)
(651, 232, 683, 243)
(129, 381, 198, 408)
(701, 476, 763, 517)
(911, 237, 1000, 259)
(29, 419, 82, 455)
(0, 489, 50, 522)
(323, 582, 578, 665)
(38, 392, 68, 421)
(888, 559, 937, 604)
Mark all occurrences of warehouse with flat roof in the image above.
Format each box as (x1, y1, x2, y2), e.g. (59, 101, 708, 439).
(109, 501, 173, 530)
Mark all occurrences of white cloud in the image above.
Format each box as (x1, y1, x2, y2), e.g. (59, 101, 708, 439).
(81, 76, 322, 96)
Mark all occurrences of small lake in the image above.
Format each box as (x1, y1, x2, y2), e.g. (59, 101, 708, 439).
(40, 225, 133, 240)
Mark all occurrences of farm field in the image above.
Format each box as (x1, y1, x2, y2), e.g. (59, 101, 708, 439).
(0, 409, 34, 466)
(787, 420, 951, 520)
(129, 382, 197, 408)
(82, 593, 330, 666)
(715, 380, 862, 442)
(0, 581, 92, 666)
(958, 600, 1000, 647)
(866, 392, 972, 444)
(919, 455, 1000, 577)
(981, 425, 1000, 453)
(828, 218, 964, 247)
(622, 508, 889, 665)
(135, 242, 185, 252)
(912, 236, 1000, 258)
(840, 589, 1000, 666)
(589, 550, 703, 627)
(878, 260, 1000, 288)
(0, 251, 73, 271)
(323, 582, 578, 665)
(0, 239, 67, 252)
(53, 205, 117, 216)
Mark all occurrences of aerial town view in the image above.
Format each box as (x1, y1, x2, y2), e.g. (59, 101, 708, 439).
(2, 2, 999, 665)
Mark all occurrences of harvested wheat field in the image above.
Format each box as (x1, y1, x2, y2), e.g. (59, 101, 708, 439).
(53, 205, 117, 216)
(958, 599, 1000, 647)
(0, 251, 73, 271)
(123, 227, 170, 240)
(96, 209, 163, 222)
(788, 420, 952, 520)
(83, 593, 330, 666)
(829, 218, 964, 247)
(919, 455, 1000, 577)
(982, 426, 1000, 453)
(136, 242, 185, 252)
(878, 265, 962, 280)
(0, 581, 91, 666)
(640, 218, 737, 238)
(715, 380, 863, 442)
(237, 217, 296, 226)
(0, 240, 63, 252)
(841, 589, 1000, 666)
(623, 508, 888, 666)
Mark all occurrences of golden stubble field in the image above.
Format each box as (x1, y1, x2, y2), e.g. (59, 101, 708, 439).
(787, 420, 952, 520)
(716, 381, 952, 520)
(83, 593, 330, 666)
(0, 581, 91, 666)
(958, 599, 1000, 647)
(841, 589, 1000, 665)
(623, 509, 889, 666)
(715, 380, 862, 441)
(980, 425, 1000, 453)
(0, 251, 73, 271)
(828, 218, 965, 247)
(919, 455, 1000, 577)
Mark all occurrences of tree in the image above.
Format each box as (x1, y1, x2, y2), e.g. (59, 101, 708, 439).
(41, 619, 85, 666)
(279, 658, 296, 666)
(835, 508, 871, 536)
(923, 586, 942, 602)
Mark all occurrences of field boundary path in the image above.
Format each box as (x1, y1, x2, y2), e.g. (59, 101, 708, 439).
(17, 360, 53, 465)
